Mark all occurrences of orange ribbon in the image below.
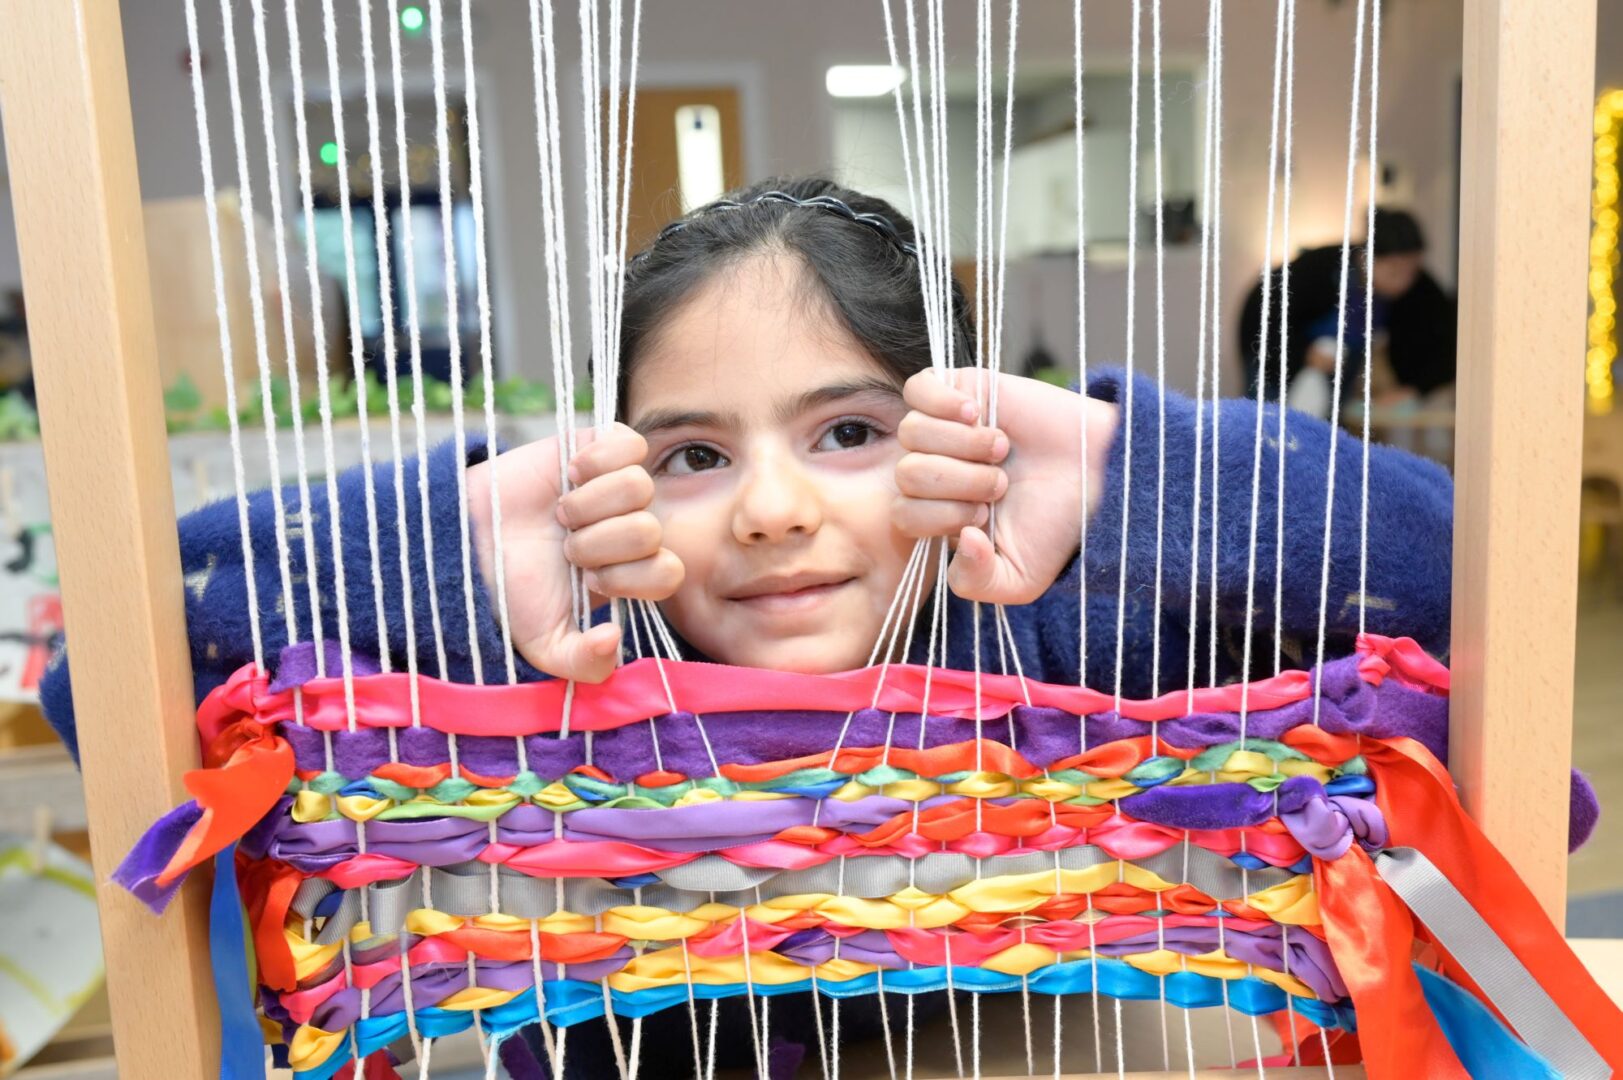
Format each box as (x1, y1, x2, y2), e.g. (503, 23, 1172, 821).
(155, 717, 294, 888)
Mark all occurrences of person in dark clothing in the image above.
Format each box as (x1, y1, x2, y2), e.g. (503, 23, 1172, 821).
(1239, 208, 1457, 409)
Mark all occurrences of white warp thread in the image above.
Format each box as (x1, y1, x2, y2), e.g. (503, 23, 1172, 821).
(1237, 0, 1294, 745)
(181, 0, 263, 672)
(285, 0, 359, 721)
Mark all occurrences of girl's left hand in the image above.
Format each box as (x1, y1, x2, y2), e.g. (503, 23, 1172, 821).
(892, 370, 1118, 605)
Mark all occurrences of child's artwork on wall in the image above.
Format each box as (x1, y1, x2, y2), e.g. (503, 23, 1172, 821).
(0, 835, 103, 1072)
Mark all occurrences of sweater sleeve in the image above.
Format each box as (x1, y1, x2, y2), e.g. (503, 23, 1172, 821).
(1082, 369, 1454, 661)
(38, 437, 516, 762)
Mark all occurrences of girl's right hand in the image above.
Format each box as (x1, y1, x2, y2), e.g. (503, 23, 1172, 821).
(466, 424, 684, 682)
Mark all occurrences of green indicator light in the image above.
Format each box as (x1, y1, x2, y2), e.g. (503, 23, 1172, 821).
(400, 5, 425, 32)
(319, 141, 340, 167)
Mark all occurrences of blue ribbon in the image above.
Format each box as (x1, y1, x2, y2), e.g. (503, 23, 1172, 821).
(290, 958, 1357, 1077)
(288, 964, 1560, 1080)
(210, 843, 266, 1079)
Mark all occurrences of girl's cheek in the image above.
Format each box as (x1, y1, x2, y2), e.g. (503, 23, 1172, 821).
(651, 503, 720, 596)
(818, 452, 904, 500)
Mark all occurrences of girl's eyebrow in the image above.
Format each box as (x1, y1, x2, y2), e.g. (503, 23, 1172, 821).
(631, 378, 902, 438)
(632, 408, 737, 437)
(775, 378, 903, 424)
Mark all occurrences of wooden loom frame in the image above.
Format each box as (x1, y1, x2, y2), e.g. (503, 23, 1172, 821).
(0, 0, 1598, 1076)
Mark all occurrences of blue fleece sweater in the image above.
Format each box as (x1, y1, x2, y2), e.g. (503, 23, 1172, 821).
(40, 371, 1455, 759)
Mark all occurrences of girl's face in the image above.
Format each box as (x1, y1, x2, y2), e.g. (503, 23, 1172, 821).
(624, 252, 919, 673)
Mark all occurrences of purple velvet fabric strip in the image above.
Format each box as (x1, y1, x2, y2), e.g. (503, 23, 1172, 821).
(270, 642, 381, 693)
(1117, 774, 1388, 858)
(112, 800, 204, 913)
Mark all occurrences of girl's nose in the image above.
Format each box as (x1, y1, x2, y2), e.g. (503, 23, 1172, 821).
(731, 453, 824, 544)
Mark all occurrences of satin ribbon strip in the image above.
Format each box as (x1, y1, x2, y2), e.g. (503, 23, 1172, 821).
(281, 959, 1358, 1076)
(1374, 846, 1609, 1079)
(1360, 735, 1623, 1075)
(277, 919, 1347, 1020)
(256, 781, 1377, 875)
(1316, 845, 1468, 1077)
(296, 847, 1296, 934)
(285, 862, 1320, 933)
(1306, 731, 1623, 1078)
(113, 723, 296, 913)
(211, 843, 270, 1080)
(275, 675, 1436, 786)
(202, 633, 1441, 741)
(282, 742, 1355, 817)
(280, 914, 1346, 1016)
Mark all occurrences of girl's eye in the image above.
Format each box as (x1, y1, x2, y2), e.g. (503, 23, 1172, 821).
(816, 419, 884, 452)
(662, 444, 728, 476)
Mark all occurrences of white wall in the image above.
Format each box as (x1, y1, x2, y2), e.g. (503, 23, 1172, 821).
(0, 0, 1468, 394)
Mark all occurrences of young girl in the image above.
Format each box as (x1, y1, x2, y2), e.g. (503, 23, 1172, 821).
(38, 177, 1593, 1076)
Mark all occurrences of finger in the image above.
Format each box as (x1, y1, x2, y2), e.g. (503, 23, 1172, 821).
(902, 369, 983, 423)
(523, 622, 623, 684)
(895, 452, 1008, 503)
(557, 465, 655, 529)
(563, 510, 662, 570)
(891, 496, 989, 539)
(584, 548, 686, 601)
(945, 525, 1045, 605)
(568, 422, 648, 485)
(898, 411, 1009, 462)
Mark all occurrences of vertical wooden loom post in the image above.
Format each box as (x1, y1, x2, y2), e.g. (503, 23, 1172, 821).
(0, 1, 218, 1076)
(1454, 0, 1597, 927)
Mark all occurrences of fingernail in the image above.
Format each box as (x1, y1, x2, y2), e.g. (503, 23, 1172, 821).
(960, 399, 979, 422)
(973, 505, 989, 528)
(993, 471, 1008, 497)
(583, 572, 601, 593)
(567, 464, 581, 485)
(990, 432, 1009, 460)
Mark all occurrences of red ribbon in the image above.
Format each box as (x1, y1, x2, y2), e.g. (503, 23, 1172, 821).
(1316, 846, 1467, 1077)
(238, 856, 303, 992)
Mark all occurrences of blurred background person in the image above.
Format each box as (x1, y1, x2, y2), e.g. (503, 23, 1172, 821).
(1239, 207, 1457, 419)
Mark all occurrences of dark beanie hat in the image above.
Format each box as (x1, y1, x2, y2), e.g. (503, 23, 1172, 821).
(1370, 207, 1426, 256)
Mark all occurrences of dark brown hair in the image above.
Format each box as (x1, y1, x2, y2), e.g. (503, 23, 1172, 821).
(615, 176, 974, 414)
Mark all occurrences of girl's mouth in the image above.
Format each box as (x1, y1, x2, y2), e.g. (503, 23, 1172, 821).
(726, 573, 858, 613)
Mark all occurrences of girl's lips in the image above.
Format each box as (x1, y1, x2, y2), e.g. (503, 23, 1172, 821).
(728, 578, 856, 614)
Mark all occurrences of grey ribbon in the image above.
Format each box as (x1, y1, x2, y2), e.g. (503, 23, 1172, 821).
(1375, 846, 1609, 1080)
(297, 845, 1292, 942)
